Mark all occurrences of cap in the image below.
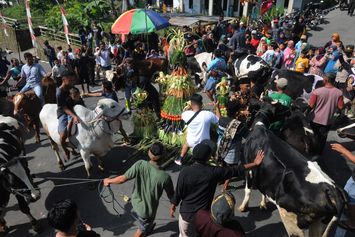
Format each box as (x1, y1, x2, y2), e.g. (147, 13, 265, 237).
(274, 78, 288, 88)
(251, 30, 257, 34)
(301, 35, 307, 40)
(192, 140, 216, 163)
(261, 36, 266, 41)
(211, 191, 236, 225)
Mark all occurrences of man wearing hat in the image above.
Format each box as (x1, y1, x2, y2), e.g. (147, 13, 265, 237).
(269, 78, 291, 132)
(309, 73, 344, 155)
(195, 192, 245, 237)
(170, 140, 264, 237)
(250, 30, 260, 50)
(175, 94, 219, 165)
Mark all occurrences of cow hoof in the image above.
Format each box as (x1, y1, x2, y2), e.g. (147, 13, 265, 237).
(0, 224, 9, 233)
(31, 221, 41, 233)
(98, 164, 105, 172)
(259, 204, 268, 210)
(239, 205, 248, 212)
(35, 138, 40, 144)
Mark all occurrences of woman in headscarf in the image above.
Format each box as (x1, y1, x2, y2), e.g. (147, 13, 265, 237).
(256, 37, 268, 56)
(309, 47, 327, 77)
(283, 40, 296, 69)
(324, 33, 344, 50)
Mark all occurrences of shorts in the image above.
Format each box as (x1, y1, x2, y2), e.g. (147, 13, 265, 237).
(58, 114, 71, 133)
(101, 65, 112, 71)
(78, 74, 90, 84)
(132, 212, 154, 234)
(344, 176, 355, 204)
(204, 77, 218, 92)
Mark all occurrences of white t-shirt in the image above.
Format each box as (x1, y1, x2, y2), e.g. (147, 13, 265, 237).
(182, 110, 219, 148)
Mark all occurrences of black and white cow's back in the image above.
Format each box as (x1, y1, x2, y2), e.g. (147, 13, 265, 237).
(240, 109, 346, 237)
(271, 69, 321, 100)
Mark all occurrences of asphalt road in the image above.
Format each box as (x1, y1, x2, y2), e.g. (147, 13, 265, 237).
(2, 8, 355, 237)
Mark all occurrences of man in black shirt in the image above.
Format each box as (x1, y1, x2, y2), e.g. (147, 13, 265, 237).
(57, 70, 80, 161)
(170, 140, 264, 237)
(43, 40, 57, 68)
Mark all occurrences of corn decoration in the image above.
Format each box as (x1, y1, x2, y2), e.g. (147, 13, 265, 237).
(131, 88, 157, 139)
(215, 77, 230, 117)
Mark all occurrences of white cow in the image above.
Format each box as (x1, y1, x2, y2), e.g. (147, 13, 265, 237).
(40, 98, 128, 177)
(194, 52, 213, 83)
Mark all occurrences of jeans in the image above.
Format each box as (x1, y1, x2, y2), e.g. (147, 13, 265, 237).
(20, 83, 44, 104)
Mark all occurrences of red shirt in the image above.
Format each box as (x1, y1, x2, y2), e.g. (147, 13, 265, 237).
(250, 38, 260, 49)
(195, 210, 245, 237)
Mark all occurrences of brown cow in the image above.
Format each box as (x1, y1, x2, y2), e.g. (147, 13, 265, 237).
(12, 76, 57, 143)
(13, 91, 42, 143)
(42, 76, 57, 104)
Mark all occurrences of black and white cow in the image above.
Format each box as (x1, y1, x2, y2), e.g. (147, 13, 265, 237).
(240, 100, 347, 237)
(270, 69, 324, 100)
(233, 54, 273, 97)
(0, 116, 40, 233)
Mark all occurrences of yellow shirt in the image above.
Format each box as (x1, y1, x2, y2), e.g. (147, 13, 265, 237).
(295, 57, 309, 73)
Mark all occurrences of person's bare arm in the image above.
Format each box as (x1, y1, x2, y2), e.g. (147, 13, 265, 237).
(214, 101, 221, 118)
(0, 72, 11, 85)
(243, 150, 265, 169)
(84, 92, 102, 97)
(103, 175, 128, 186)
(331, 143, 355, 164)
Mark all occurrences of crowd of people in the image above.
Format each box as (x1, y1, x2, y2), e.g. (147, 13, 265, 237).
(1, 12, 355, 237)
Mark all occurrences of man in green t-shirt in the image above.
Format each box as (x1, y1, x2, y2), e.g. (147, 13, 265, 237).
(269, 78, 292, 132)
(104, 142, 174, 237)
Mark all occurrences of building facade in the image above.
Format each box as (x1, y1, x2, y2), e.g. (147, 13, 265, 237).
(175, 0, 316, 17)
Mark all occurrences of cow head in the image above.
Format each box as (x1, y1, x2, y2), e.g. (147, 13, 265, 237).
(92, 99, 128, 135)
(249, 98, 291, 127)
(13, 91, 40, 116)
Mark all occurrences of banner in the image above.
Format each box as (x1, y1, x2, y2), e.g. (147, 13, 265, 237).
(261, 0, 273, 16)
(25, 0, 37, 48)
(0, 12, 9, 37)
(59, 7, 70, 45)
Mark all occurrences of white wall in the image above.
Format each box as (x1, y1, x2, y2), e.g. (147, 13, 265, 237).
(183, 0, 202, 14)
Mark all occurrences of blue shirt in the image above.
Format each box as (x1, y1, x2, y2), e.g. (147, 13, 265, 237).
(207, 57, 227, 73)
(21, 63, 46, 86)
(324, 51, 340, 74)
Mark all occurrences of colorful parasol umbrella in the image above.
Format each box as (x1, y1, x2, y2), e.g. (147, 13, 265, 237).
(111, 9, 169, 35)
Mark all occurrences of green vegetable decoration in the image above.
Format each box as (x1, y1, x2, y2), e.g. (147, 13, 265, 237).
(131, 88, 157, 139)
(156, 69, 194, 146)
(215, 77, 230, 117)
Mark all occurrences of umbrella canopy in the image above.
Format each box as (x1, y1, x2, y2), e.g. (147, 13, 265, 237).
(111, 9, 169, 35)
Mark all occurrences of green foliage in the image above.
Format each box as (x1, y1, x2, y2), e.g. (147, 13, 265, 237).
(2, 4, 26, 19)
(84, 0, 111, 19)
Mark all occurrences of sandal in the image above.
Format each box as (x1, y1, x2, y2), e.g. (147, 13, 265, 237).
(338, 220, 355, 232)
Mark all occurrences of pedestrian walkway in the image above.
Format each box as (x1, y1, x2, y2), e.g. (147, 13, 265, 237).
(308, 8, 355, 47)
